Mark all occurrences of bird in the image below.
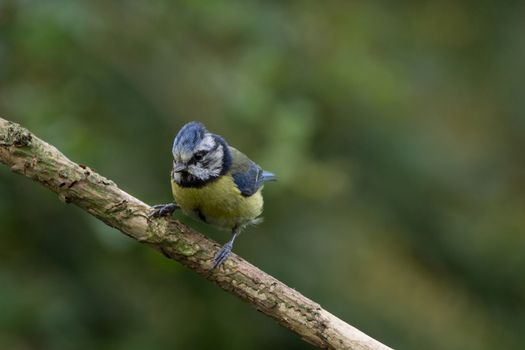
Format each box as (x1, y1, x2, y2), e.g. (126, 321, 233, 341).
(150, 121, 276, 268)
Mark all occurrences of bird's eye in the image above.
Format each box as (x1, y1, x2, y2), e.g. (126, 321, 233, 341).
(193, 151, 206, 162)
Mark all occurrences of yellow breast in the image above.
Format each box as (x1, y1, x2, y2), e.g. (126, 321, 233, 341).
(171, 175, 264, 231)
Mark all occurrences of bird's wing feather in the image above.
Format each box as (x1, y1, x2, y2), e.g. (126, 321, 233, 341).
(229, 147, 275, 197)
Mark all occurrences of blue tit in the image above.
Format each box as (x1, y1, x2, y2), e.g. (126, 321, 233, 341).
(150, 121, 276, 268)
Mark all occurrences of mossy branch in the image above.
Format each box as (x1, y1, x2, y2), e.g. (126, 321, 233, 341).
(0, 117, 393, 350)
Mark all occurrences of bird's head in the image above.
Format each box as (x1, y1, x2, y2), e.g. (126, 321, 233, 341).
(171, 122, 231, 187)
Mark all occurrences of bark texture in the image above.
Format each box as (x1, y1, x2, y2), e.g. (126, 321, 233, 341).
(0, 117, 393, 350)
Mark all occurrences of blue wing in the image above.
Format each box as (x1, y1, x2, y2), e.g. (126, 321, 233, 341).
(232, 164, 263, 197)
(229, 147, 277, 197)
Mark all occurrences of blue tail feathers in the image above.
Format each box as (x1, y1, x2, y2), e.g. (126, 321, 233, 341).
(261, 171, 277, 182)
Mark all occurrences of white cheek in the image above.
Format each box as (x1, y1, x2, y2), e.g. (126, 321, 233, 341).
(186, 145, 225, 181)
(206, 147, 224, 173)
(172, 172, 181, 182)
(188, 165, 209, 180)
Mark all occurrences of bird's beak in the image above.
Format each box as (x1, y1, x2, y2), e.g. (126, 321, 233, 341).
(173, 162, 187, 173)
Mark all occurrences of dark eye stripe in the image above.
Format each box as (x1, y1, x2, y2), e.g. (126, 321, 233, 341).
(189, 151, 206, 164)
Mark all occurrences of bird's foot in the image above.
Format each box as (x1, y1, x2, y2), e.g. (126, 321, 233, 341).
(149, 203, 179, 218)
(213, 241, 234, 269)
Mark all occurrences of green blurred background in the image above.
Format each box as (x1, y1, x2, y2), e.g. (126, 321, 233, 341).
(1, 1, 524, 349)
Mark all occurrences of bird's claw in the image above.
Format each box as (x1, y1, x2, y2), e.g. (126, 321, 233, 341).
(149, 203, 179, 218)
(213, 241, 233, 269)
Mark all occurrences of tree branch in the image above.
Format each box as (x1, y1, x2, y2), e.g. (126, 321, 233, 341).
(0, 117, 393, 350)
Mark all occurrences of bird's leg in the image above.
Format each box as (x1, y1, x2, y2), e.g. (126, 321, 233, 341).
(213, 227, 241, 269)
(149, 203, 179, 218)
